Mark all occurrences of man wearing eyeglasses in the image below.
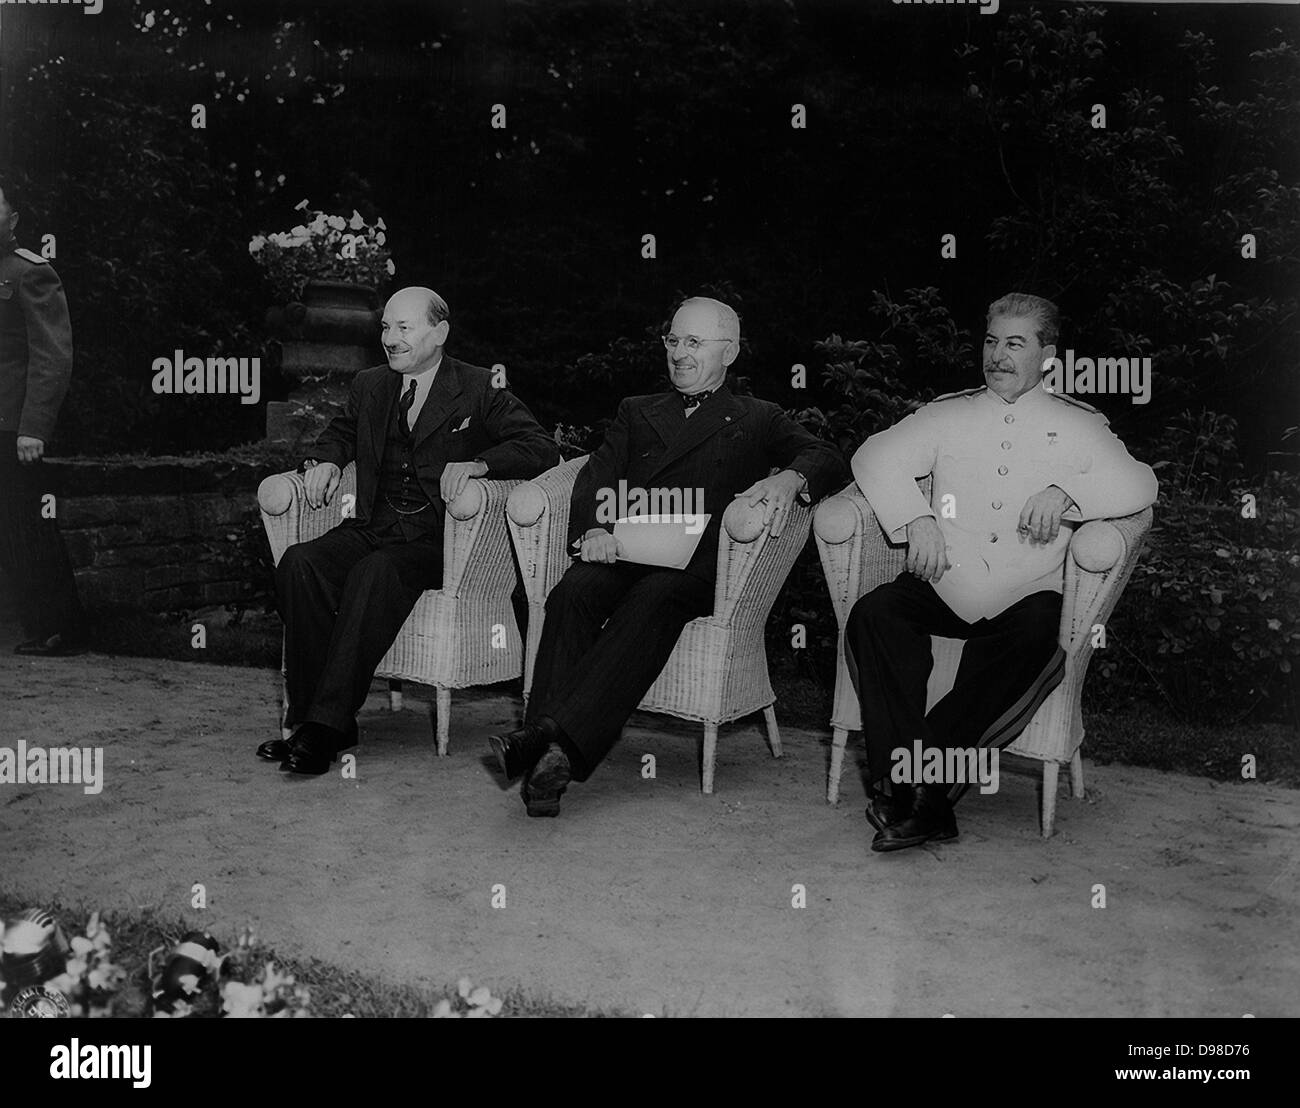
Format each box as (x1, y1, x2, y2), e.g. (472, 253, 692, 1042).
(488, 295, 845, 816)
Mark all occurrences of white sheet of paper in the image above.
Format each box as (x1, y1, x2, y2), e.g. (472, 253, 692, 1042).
(612, 514, 712, 570)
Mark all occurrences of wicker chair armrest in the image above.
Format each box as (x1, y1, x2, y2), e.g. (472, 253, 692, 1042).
(439, 478, 522, 598)
(711, 496, 813, 623)
(506, 455, 589, 603)
(1060, 507, 1154, 649)
(257, 463, 359, 565)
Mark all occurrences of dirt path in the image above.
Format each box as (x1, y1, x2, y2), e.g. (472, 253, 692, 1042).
(2, 638, 1297, 1017)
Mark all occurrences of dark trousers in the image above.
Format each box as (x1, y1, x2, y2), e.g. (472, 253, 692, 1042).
(0, 432, 84, 640)
(275, 506, 442, 733)
(845, 572, 1064, 805)
(528, 560, 713, 779)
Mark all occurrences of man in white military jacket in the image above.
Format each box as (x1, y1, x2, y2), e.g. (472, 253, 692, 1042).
(848, 293, 1157, 852)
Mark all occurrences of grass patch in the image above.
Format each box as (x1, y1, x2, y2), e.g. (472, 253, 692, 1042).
(1082, 702, 1299, 787)
(84, 608, 283, 670)
(0, 892, 633, 1018)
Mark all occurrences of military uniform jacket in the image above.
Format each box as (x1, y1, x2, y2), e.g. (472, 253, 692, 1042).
(568, 386, 847, 584)
(308, 356, 560, 527)
(0, 246, 73, 442)
(853, 382, 1158, 622)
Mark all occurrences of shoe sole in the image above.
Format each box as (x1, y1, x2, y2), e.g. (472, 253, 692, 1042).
(524, 794, 561, 817)
(522, 752, 571, 817)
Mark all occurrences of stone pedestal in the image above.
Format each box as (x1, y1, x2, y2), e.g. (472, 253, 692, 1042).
(264, 280, 382, 450)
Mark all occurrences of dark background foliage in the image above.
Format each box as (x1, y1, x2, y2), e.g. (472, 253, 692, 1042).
(1, 0, 1296, 725)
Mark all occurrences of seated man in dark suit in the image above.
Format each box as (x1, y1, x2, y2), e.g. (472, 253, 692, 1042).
(263, 285, 559, 776)
(487, 296, 845, 815)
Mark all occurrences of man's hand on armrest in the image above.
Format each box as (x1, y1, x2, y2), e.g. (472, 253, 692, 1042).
(905, 515, 950, 583)
(735, 469, 805, 538)
(303, 461, 341, 509)
(1018, 485, 1075, 546)
(576, 528, 621, 564)
(440, 459, 489, 503)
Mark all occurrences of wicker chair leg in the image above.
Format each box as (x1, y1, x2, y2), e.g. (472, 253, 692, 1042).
(1069, 749, 1084, 798)
(281, 679, 293, 741)
(389, 678, 403, 711)
(701, 724, 718, 795)
(434, 687, 451, 757)
(762, 705, 782, 758)
(1041, 761, 1059, 839)
(827, 727, 848, 805)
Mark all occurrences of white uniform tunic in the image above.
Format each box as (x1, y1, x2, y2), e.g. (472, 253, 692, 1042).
(853, 382, 1158, 622)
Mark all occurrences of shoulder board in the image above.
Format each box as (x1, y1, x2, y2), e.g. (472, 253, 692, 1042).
(1048, 391, 1103, 416)
(929, 387, 985, 403)
(13, 247, 48, 264)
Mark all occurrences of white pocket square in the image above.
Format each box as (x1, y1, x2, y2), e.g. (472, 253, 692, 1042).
(452, 417, 471, 432)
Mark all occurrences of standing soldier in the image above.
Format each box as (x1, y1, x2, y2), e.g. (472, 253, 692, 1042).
(0, 175, 86, 656)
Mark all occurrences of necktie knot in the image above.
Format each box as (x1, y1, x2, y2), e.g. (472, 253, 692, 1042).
(681, 389, 712, 411)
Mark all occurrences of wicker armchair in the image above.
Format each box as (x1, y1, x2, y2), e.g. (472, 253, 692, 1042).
(506, 456, 811, 793)
(814, 479, 1152, 836)
(257, 463, 523, 754)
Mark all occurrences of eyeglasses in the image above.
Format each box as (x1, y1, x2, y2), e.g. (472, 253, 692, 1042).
(662, 334, 733, 353)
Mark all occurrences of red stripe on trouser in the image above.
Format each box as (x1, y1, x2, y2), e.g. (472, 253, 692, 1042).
(946, 645, 1067, 806)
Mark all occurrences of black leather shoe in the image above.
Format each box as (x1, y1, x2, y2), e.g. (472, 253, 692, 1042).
(261, 720, 355, 765)
(488, 722, 551, 781)
(521, 745, 571, 817)
(281, 721, 356, 776)
(870, 785, 958, 853)
(14, 633, 88, 657)
(256, 739, 291, 763)
(864, 784, 914, 834)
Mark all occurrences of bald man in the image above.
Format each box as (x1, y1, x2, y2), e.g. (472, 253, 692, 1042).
(264, 287, 559, 775)
(488, 296, 845, 815)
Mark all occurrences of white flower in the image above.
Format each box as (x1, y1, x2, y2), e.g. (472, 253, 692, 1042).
(432, 999, 454, 1018)
(385, 258, 396, 276)
(375, 231, 386, 246)
(457, 977, 473, 1000)
(468, 986, 492, 1007)
(294, 198, 310, 211)
(376, 217, 387, 230)
(327, 215, 346, 231)
(349, 209, 365, 230)
(309, 213, 328, 234)
(71, 935, 94, 957)
(221, 981, 265, 1018)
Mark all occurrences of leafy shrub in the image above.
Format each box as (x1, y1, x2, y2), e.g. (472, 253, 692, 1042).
(1094, 411, 1300, 726)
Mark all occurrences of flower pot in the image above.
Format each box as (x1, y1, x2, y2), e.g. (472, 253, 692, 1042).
(301, 279, 380, 313)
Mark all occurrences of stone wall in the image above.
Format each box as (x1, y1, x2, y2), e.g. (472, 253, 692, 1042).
(44, 456, 283, 614)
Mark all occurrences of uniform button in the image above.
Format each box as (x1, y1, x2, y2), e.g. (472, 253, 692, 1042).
(1004, 414, 1014, 424)
(1001, 440, 1012, 450)
(989, 533, 999, 543)
(998, 464, 1008, 475)
(402, 462, 410, 469)
(992, 500, 1002, 510)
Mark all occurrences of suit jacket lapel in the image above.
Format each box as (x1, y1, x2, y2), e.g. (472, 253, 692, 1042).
(648, 385, 744, 480)
(412, 357, 465, 449)
(361, 369, 402, 470)
(641, 392, 685, 450)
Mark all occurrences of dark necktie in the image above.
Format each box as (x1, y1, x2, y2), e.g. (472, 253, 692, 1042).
(681, 389, 712, 411)
(399, 378, 418, 435)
